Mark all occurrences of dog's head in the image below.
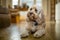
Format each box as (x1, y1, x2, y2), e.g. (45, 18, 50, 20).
(27, 5, 39, 21)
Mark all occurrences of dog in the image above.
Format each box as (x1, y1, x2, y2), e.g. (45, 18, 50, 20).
(20, 5, 46, 38)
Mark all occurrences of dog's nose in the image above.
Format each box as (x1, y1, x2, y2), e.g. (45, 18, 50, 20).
(30, 12, 33, 15)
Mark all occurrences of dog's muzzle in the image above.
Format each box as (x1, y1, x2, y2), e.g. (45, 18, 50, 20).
(29, 12, 33, 15)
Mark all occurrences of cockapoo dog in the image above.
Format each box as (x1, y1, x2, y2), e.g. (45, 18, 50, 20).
(20, 5, 46, 38)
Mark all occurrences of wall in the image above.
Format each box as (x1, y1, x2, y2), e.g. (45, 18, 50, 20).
(50, 0, 56, 21)
(0, 0, 6, 7)
(55, 0, 60, 22)
(55, 3, 60, 21)
(0, 0, 1, 5)
(42, 0, 51, 21)
(6, 0, 12, 8)
(0, 0, 12, 8)
(42, 0, 56, 21)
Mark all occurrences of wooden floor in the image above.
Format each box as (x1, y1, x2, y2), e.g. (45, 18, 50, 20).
(0, 20, 60, 40)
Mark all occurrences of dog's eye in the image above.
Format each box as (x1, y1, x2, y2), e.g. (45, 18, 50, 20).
(30, 8, 32, 10)
(35, 9, 37, 13)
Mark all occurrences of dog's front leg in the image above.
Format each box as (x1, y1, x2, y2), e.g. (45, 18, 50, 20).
(26, 21, 33, 31)
(20, 26, 29, 37)
(33, 26, 45, 38)
(20, 30, 29, 38)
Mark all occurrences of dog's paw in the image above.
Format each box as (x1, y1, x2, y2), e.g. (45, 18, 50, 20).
(33, 29, 45, 38)
(20, 29, 29, 38)
(20, 32, 29, 37)
(20, 32, 29, 38)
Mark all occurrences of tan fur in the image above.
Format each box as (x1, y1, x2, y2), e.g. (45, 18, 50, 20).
(20, 5, 46, 38)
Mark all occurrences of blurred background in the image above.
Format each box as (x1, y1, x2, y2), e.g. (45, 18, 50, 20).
(0, 0, 60, 40)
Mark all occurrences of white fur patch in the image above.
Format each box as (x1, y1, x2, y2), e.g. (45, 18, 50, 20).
(34, 29, 45, 37)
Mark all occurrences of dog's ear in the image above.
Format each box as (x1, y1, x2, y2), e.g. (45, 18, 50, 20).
(39, 9, 45, 23)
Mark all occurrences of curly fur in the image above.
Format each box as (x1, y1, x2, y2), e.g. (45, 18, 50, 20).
(20, 5, 46, 38)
